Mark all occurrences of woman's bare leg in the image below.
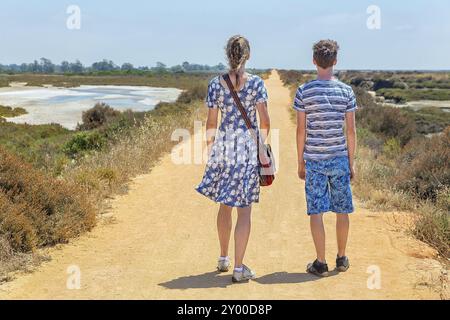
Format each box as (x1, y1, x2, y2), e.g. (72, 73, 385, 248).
(217, 204, 233, 257)
(234, 206, 252, 268)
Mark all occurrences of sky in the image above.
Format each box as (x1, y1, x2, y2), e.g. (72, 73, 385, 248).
(0, 0, 449, 70)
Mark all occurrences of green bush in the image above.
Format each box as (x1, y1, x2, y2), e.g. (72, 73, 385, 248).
(0, 122, 72, 173)
(383, 138, 402, 158)
(377, 88, 450, 102)
(0, 105, 27, 118)
(63, 131, 107, 157)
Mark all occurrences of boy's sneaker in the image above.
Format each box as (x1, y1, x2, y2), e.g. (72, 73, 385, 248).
(217, 257, 231, 272)
(232, 265, 256, 283)
(306, 259, 329, 277)
(336, 255, 350, 272)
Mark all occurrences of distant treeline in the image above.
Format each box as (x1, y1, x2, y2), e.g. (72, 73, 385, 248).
(0, 58, 228, 74)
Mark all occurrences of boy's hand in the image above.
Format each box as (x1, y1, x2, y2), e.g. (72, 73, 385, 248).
(298, 161, 306, 181)
(350, 163, 356, 181)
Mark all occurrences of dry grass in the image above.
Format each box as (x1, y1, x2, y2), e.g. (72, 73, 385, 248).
(352, 138, 449, 258)
(0, 235, 48, 283)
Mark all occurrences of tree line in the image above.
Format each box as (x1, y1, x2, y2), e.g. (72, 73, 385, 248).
(0, 58, 227, 74)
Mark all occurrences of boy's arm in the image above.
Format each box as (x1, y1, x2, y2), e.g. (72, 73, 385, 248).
(345, 111, 357, 180)
(297, 111, 307, 180)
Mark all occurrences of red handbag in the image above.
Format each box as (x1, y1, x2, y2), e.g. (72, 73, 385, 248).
(223, 74, 275, 187)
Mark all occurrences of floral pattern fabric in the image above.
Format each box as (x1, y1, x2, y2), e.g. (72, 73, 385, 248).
(305, 156, 354, 215)
(195, 74, 268, 208)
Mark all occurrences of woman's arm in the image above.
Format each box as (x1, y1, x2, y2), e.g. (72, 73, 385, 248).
(256, 101, 271, 142)
(206, 108, 219, 156)
(345, 111, 357, 180)
(297, 112, 307, 180)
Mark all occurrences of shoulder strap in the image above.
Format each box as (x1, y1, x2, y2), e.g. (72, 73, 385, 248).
(223, 74, 253, 131)
(223, 73, 264, 164)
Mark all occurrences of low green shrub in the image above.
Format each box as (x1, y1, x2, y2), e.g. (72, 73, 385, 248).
(377, 88, 450, 102)
(63, 131, 107, 158)
(0, 105, 27, 118)
(383, 138, 402, 159)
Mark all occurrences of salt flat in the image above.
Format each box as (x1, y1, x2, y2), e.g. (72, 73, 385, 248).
(0, 85, 182, 129)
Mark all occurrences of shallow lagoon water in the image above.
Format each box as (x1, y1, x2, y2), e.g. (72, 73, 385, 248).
(0, 85, 182, 130)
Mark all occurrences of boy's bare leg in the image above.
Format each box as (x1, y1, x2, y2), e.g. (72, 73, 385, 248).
(336, 214, 350, 257)
(310, 214, 326, 263)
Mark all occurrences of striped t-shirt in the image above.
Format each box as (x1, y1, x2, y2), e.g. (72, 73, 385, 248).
(293, 79, 358, 161)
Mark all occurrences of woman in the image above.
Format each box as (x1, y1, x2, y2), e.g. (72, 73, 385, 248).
(195, 35, 271, 283)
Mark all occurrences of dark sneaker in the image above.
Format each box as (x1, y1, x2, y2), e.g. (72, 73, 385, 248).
(336, 255, 350, 272)
(306, 259, 329, 277)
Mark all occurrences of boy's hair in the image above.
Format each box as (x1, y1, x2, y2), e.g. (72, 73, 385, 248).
(313, 40, 340, 69)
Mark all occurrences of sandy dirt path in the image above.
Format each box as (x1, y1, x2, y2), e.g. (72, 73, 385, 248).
(0, 71, 445, 300)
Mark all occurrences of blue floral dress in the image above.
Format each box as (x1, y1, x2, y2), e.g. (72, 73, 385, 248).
(195, 74, 268, 208)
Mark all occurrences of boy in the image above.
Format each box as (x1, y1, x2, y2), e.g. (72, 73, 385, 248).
(294, 40, 357, 277)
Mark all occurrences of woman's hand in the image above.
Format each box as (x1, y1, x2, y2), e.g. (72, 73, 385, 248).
(205, 108, 219, 160)
(298, 161, 306, 181)
(207, 140, 214, 159)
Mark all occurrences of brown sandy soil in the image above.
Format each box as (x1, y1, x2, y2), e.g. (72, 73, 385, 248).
(0, 71, 447, 300)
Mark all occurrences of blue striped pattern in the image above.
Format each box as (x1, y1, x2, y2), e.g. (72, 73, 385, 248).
(294, 79, 357, 161)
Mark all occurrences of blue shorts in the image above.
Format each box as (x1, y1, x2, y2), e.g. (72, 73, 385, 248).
(305, 156, 354, 215)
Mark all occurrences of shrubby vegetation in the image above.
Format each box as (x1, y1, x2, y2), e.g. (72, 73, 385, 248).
(0, 147, 96, 276)
(354, 89, 417, 146)
(279, 70, 449, 257)
(0, 72, 209, 278)
(402, 107, 450, 135)
(0, 105, 27, 119)
(377, 88, 450, 103)
(77, 103, 122, 131)
(334, 71, 450, 102)
(0, 72, 212, 88)
(0, 121, 72, 173)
